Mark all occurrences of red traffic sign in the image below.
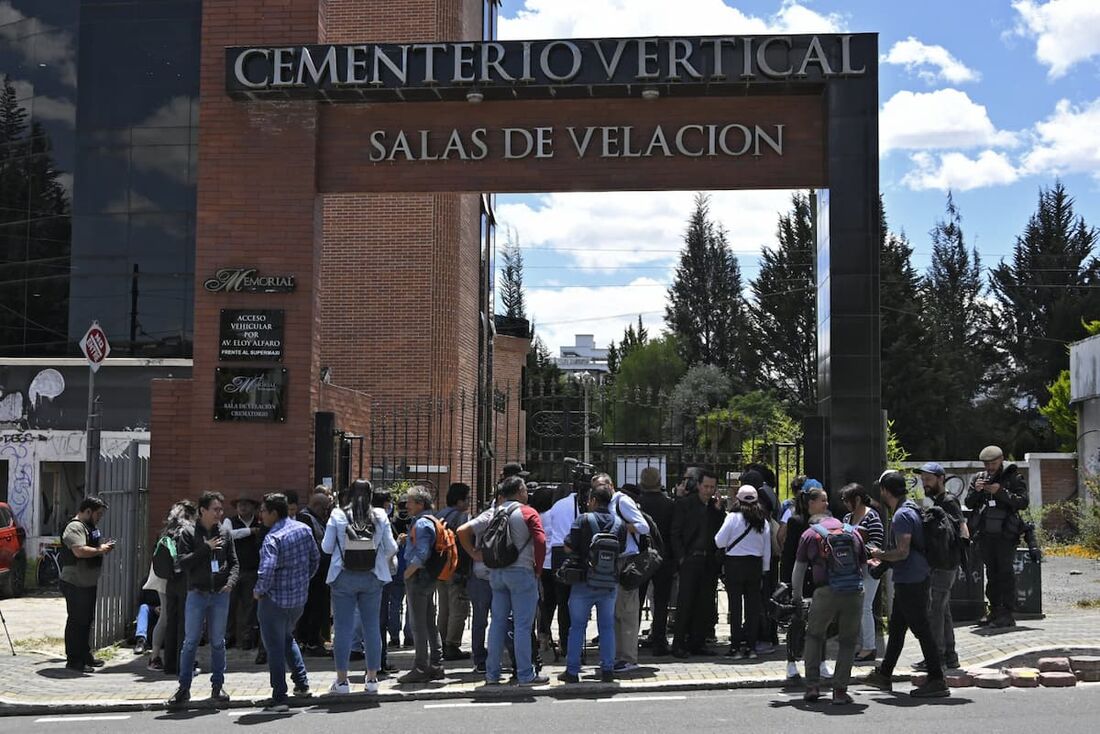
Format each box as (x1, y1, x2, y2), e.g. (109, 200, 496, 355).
(79, 321, 111, 372)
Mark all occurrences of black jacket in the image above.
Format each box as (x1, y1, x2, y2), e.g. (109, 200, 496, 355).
(964, 463, 1028, 539)
(670, 494, 724, 563)
(177, 521, 239, 593)
(639, 490, 675, 548)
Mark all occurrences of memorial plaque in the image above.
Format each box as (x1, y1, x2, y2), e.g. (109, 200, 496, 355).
(214, 367, 287, 422)
(219, 309, 285, 362)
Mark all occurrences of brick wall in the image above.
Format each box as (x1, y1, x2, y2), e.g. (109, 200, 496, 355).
(1041, 456, 1078, 504)
(148, 378, 193, 546)
(491, 334, 529, 466)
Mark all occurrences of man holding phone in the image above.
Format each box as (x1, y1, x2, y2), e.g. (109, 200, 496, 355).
(60, 496, 116, 674)
(964, 446, 1029, 628)
(168, 491, 239, 709)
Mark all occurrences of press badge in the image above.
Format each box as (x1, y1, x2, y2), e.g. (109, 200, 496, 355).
(211, 558, 221, 573)
(987, 500, 996, 507)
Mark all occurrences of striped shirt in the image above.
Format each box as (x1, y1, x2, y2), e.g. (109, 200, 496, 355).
(843, 507, 885, 549)
(255, 518, 320, 609)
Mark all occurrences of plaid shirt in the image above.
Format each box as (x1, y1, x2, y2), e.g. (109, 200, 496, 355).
(255, 518, 320, 609)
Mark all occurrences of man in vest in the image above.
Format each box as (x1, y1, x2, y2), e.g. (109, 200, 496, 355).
(59, 496, 116, 673)
(221, 493, 264, 651)
(964, 445, 1029, 628)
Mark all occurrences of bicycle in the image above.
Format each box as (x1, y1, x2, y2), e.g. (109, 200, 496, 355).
(36, 542, 63, 589)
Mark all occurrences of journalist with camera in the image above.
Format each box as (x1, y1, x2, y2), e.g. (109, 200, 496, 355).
(964, 445, 1029, 628)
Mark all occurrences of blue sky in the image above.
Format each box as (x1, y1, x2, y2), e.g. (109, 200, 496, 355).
(491, 0, 1100, 353)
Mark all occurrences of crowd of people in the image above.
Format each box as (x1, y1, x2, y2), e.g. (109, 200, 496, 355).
(55, 445, 1031, 711)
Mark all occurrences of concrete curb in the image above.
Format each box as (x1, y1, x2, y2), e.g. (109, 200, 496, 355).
(2, 645, 1097, 718)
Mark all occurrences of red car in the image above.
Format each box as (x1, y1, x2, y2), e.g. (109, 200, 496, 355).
(0, 502, 27, 597)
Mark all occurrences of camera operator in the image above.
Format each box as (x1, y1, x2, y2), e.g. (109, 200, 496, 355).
(964, 445, 1028, 628)
(864, 472, 949, 699)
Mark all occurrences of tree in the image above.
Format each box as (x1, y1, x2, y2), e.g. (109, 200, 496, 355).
(700, 390, 800, 461)
(499, 226, 526, 320)
(920, 193, 993, 456)
(525, 333, 561, 387)
(1040, 319, 1100, 452)
(606, 341, 620, 375)
(879, 197, 940, 457)
(665, 364, 733, 438)
(620, 315, 649, 361)
(666, 193, 753, 385)
(989, 183, 1100, 416)
(749, 192, 816, 417)
(609, 334, 686, 442)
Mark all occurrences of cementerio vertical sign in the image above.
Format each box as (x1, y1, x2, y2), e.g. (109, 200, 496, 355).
(226, 35, 867, 101)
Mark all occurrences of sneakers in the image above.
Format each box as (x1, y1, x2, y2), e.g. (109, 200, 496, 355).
(726, 647, 746, 659)
(613, 661, 640, 673)
(990, 614, 1016, 629)
(292, 683, 311, 697)
(443, 645, 471, 661)
(428, 665, 446, 681)
(518, 674, 550, 687)
(88, 658, 106, 668)
(365, 678, 379, 694)
(263, 699, 290, 714)
(65, 663, 94, 674)
(147, 657, 164, 672)
(911, 660, 928, 672)
(211, 686, 230, 706)
(863, 668, 893, 691)
(558, 671, 580, 684)
(910, 677, 950, 699)
(786, 661, 801, 680)
(166, 687, 191, 710)
(474, 662, 487, 674)
(133, 636, 148, 655)
(746, 649, 759, 660)
(832, 688, 854, 706)
(327, 679, 350, 695)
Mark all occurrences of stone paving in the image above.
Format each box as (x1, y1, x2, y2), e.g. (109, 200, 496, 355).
(1, 611, 1097, 714)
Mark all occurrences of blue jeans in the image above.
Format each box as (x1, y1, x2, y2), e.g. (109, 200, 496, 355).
(331, 569, 384, 673)
(487, 566, 539, 683)
(567, 582, 617, 675)
(136, 603, 153, 639)
(467, 575, 492, 666)
(256, 597, 308, 700)
(178, 590, 230, 691)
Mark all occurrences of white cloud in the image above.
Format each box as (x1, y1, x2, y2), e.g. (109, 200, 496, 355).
(881, 36, 980, 84)
(498, 0, 843, 40)
(1020, 98, 1100, 179)
(497, 190, 794, 271)
(902, 150, 1020, 192)
(1012, 0, 1100, 79)
(880, 89, 1018, 153)
(526, 278, 670, 359)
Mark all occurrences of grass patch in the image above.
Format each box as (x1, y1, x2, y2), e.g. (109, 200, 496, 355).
(1045, 544, 1100, 560)
(14, 635, 65, 653)
(1075, 598, 1100, 609)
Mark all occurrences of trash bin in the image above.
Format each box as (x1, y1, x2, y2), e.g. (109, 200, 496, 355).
(951, 547, 985, 622)
(1014, 547, 1043, 618)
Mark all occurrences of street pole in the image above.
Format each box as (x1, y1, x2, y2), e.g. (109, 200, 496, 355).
(581, 372, 591, 465)
(84, 366, 96, 497)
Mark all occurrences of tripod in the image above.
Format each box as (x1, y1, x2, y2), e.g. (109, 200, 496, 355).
(0, 602, 15, 655)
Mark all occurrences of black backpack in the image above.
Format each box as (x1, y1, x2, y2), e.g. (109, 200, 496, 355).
(479, 504, 531, 569)
(919, 504, 958, 571)
(341, 509, 379, 572)
(152, 535, 178, 579)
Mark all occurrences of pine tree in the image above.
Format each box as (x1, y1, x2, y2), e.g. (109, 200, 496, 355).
(606, 340, 620, 375)
(666, 193, 752, 385)
(499, 226, 526, 320)
(619, 315, 649, 362)
(749, 192, 816, 417)
(879, 197, 939, 457)
(989, 182, 1100, 414)
(920, 193, 992, 455)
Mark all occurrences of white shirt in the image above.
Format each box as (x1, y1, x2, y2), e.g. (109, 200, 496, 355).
(221, 515, 257, 540)
(540, 493, 580, 566)
(321, 506, 398, 585)
(714, 512, 772, 568)
(609, 492, 649, 557)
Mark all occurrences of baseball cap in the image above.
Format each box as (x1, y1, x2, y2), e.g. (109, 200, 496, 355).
(916, 462, 945, 476)
(979, 445, 1004, 462)
(801, 478, 823, 491)
(501, 461, 529, 478)
(736, 485, 759, 503)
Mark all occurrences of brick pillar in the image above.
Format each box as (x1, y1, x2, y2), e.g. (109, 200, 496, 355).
(188, 0, 324, 493)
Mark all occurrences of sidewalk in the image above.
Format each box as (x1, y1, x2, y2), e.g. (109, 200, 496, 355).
(2, 612, 1097, 716)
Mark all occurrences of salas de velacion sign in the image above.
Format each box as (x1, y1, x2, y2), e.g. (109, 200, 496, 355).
(227, 34, 869, 101)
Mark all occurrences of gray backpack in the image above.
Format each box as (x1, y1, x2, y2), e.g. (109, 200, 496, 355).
(585, 514, 622, 590)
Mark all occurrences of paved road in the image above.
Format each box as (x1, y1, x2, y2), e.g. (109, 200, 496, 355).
(8, 684, 1100, 733)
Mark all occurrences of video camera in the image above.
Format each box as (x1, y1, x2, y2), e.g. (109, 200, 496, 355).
(564, 456, 596, 507)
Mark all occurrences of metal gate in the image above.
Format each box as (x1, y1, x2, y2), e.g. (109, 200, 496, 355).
(92, 440, 149, 649)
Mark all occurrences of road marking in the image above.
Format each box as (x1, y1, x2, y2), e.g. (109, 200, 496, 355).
(423, 702, 513, 709)
(36, 716, 131, 723)
(597, 695, 687, 703)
